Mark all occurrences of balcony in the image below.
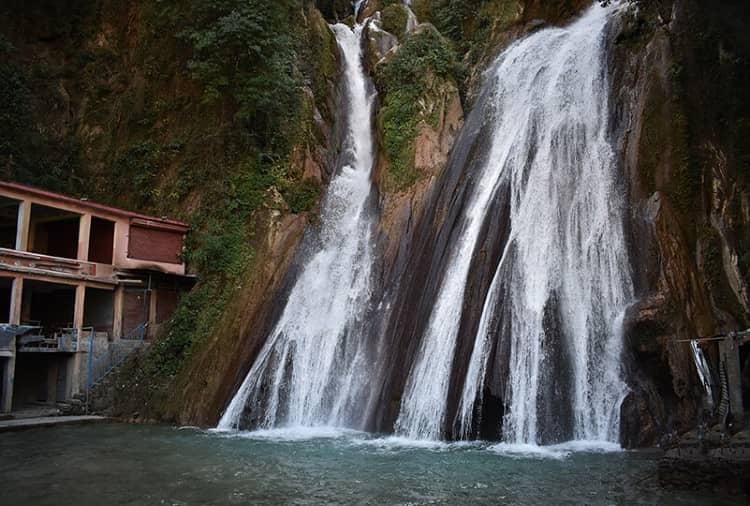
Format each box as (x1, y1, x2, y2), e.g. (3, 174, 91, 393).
(17, 326, 80, 353)
(0, 248, 114, 283)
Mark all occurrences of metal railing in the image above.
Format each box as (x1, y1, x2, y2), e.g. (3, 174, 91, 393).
(121, 322, 148, 341)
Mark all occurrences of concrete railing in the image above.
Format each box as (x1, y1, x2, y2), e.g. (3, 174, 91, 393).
(0, 247, 115, 281)
(17, 326, 79, 353)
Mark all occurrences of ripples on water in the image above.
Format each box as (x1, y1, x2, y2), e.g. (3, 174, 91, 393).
(1, 424, 743, 505)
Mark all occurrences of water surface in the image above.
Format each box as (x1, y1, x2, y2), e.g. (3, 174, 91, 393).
(0, 424, 741, 505)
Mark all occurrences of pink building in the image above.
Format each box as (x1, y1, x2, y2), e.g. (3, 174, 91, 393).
(0, 181, 194, 413)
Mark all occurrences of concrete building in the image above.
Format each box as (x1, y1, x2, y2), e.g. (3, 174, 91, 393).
(0, 181, 193, 413)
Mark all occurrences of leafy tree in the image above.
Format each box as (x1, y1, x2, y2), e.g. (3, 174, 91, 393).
(180, 0, 300, 151)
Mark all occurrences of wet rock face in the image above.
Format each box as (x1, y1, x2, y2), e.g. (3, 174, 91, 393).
(522, 0, 591, 24)
(534, 293, 575, 445)
(172, 210, 312, 426)
(412, 81, 463, 176)
(316, 0, 355, 22)
(611, 0, 750, 447)
(364, 20, 398, 69)
(357, 0, 380, 24)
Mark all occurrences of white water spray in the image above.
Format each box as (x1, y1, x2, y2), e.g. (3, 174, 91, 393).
(354, 0, 366, 18)
(689, 340, 715, 410)
(404, 2, 418, 33)
(399, 2, 634, 443)
(218, 23, 377, 431)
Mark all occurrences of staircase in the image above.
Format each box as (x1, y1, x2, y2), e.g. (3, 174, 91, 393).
(85, 324, 149, 412)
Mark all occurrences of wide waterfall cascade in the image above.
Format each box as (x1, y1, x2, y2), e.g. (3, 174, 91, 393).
(218, 23, 377, 431)
(458, 2, 634, 445)
(398, 2, 634, 443)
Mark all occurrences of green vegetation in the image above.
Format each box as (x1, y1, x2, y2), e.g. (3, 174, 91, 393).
(699, 227, 747, 325)
(413, 0, 476, 40)
(0, 0, 338, 415)
(118, 0, 335, 402)
(283, 179, 322, 214)
(304, 9, 339, 113)
(666, 63, 701, 213)
(411, 0, 432, 23)
(413, 0, 521, 68)
(375, 26, 460, 190)
(381, 5, 409, 40)
(112, 142, 162, 209)
(178, 0, 299, 151)
(0, 50, 34, 180)
(0, 36, 85, 194)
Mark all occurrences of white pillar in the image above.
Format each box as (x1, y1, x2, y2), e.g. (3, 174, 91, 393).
(112, 285, 124, 340)
(1, 353, 13, 413)
(9, 276, 22, 325)
(69, 284, 87, 398)
(148, 288, 158, 339)
(2, 276, 23, 413)
(15, 200, 30, 251)
(77, 213, 91, 262)
(719, 337, 745, 425)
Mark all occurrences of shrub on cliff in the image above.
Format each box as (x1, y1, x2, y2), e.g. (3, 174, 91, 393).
(376, 25, 461, 189)
(179, 0, 299, 152)
(381, 4, 409, 39)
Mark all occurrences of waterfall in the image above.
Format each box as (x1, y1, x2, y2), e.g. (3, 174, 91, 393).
(404, 3, 418, 33)
(689, 340, 716, 411)
(354, 0, 366, 18)
(217, 23, 377, 431)
(398, 2, 633, 443)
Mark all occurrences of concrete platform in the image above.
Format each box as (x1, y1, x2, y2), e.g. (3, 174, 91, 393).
(0, 415, 109, 432)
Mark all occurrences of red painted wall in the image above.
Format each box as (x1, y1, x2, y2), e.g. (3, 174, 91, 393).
(128, 225, 183, 264)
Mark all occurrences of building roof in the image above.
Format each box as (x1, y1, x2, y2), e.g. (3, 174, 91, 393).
(0, 180, 188, 232)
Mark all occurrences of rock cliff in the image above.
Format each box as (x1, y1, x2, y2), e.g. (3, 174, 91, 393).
(2, 0, 747, 443)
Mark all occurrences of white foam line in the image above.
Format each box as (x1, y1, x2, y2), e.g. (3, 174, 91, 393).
(349, 435, 487, 452)
(210, 425, 366, 442)
(208, 427, 624, 457)
(488, 442, 572, 460)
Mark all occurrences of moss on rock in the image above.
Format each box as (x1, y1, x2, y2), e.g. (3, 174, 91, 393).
(375, 25, 461, 191)
(698, 226, 747, 325)
(381, 4, 409, 40)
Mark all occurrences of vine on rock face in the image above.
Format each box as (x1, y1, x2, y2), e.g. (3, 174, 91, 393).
(376, 25, 461, 190)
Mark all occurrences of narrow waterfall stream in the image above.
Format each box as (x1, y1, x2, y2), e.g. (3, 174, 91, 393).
(354, 0, 366, 18)
(403, 2, 418, 33)
(397, 2, 633, 444)
(689, 340, 716, 411)
(217, 23, 377, 431)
